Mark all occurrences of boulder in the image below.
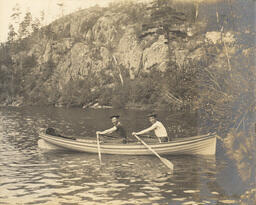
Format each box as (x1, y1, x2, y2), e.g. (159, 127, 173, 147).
(70, 42, 91, 77)
(92, 12, 129, 46)
(100, 47, 112, 68)
(205, 31, 221, 44)
(143, 35, 169, 72)
(117, 27, 143, 78)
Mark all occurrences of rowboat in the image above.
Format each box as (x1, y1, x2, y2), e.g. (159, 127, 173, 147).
(38, 132, 217, 155)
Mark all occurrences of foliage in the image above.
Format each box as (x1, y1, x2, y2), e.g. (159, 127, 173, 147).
(224, 129, 255, 182)
(224, 128, 256, 204)
(41, 25, 57, 40)
(31, 17, 41, 33)
(80, 12, 101, 34)
(111, 89, 127, 109)
(239, 188, 256, 205)
(7, 24, 17, 42)
(97, 87, 113, 106)
(0, 44, 12, 66)
(8, 6, 44, 43)
(18, 11, 33, 39)
(22, 55, 37, 69)
(0, 44, 14, 101)
(140, 0, 186, 59)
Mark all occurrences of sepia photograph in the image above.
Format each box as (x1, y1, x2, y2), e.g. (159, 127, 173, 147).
(0, 0, 255, 204)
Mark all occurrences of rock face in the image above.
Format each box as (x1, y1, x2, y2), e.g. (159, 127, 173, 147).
(27, 5, 180, 88)
(143, 35, 169, 72)
(117, 27, 143, 78)
(4, 1, 245, 107)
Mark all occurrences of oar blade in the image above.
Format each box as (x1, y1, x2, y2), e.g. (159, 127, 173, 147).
(134, 134, 174, 171)
(160, 157, 174, 171)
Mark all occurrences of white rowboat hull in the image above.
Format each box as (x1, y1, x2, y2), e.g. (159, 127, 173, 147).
(38, 133, 217, 155)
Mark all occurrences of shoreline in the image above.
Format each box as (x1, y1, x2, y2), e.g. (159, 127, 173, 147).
(0, 103, 151, 111)
(0, 100, 157, 111)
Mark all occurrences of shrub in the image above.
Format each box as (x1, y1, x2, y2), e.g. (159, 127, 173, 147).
(22, 54, 37, 68)
(111, 87, 128, 109)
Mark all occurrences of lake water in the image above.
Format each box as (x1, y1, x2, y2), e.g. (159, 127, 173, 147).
(0, 107, 245, 205)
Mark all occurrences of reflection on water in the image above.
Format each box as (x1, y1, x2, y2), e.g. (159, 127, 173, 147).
(0, 107, 242, 204)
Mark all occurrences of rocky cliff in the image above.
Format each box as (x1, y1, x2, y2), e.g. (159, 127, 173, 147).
(0, 0, 254, 111)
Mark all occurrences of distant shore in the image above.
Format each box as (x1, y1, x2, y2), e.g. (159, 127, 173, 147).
(0, 100, 152, 111)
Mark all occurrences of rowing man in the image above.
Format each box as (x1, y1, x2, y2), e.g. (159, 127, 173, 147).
(132, 113, 169, 143)
(96, 115, 127, 143)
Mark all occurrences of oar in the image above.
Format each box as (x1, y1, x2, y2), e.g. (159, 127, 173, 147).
(96, 133, 102, 165)
(134, 134, 174, 171)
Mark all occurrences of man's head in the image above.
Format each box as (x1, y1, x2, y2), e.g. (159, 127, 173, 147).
(110, 115, 120, 125)
(147, 113, 157, 124)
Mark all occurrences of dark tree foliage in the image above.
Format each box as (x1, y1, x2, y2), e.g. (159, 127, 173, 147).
(18, 11, 33, 39)
(140, 0, 186, 58)
(7, 24, 17, 42)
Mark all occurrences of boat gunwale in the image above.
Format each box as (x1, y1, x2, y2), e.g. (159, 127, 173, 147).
(39, 133, 217, 150)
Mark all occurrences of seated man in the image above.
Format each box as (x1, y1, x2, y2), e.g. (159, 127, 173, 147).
(96, 115, 127, 143)
(132, 113, 169, 143)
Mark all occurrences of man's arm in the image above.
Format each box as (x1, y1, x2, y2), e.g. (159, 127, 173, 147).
(133, 124, 157, 135)
(97, 126, 117, 135)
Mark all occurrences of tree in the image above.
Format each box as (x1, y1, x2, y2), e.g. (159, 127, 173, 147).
(140, 0, 186, 60)
(7, 24, 17, 42)
(8, 3, 21, 42)
(40, 10, 45, 25)
(18, 11, 33, 39)
(10, 3, 21, 24)
(31, 17, 41, 33)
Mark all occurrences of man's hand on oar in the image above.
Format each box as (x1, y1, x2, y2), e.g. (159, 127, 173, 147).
(96, 132, 117, 139)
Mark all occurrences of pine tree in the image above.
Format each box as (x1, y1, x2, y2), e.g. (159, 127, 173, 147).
(7, 24, 17, 42)
(141, 0, 186, 61)
(31, 18, 41, 33)
(8, 3, 21, 42)
(18, 11, 33, 39)
(40, 10, 45, 25)
(10, 3, 21, 24)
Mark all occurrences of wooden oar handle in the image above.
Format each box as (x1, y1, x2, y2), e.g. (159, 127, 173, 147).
(133, 134, 174, 171)
(96, 133, 102, 165)
(134, 134, 162, 159)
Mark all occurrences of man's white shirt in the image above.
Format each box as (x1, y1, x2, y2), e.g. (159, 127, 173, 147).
(151, 121, 168, 137)
(137, 121, 168, 137)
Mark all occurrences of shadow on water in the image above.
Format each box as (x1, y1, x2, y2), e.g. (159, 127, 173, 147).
(0, 107, 244, 204)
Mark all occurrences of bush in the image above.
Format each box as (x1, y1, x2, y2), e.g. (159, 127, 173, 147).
(22, 54, 37, 68)
(111, 87, 128, 109)
(98, 87, 113, 106)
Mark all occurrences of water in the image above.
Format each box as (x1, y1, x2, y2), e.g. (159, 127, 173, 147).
(0, 107, 245, 204)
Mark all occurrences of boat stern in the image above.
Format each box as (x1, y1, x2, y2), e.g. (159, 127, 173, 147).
(195, 135, 217, 155)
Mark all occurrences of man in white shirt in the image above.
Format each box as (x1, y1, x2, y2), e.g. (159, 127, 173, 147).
(132, 113, 169, 143)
